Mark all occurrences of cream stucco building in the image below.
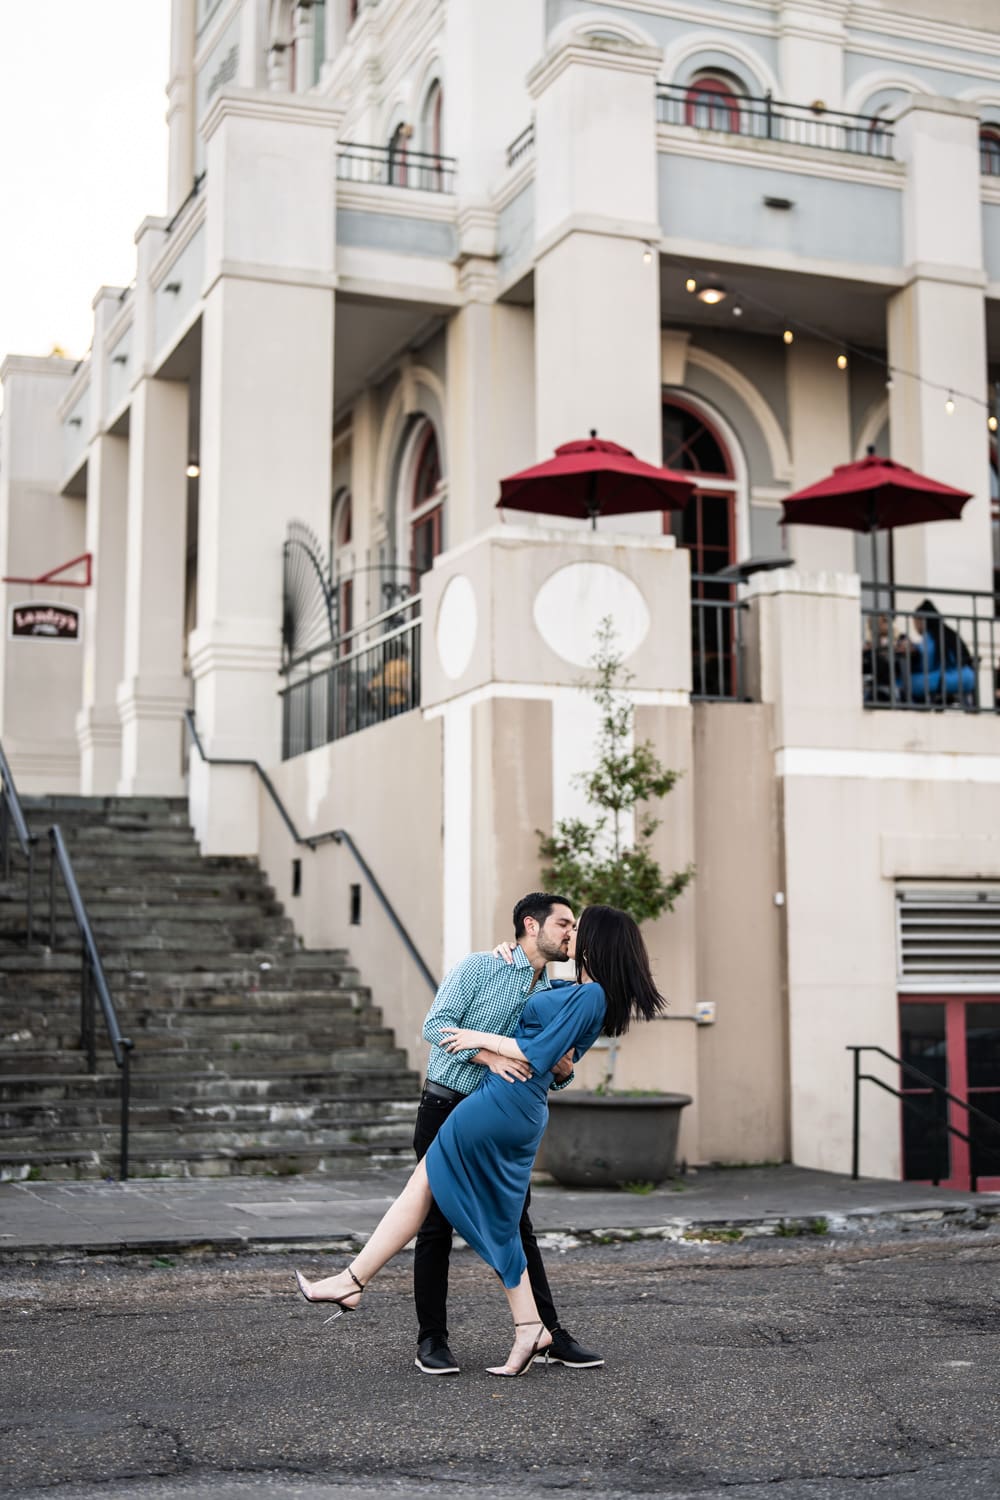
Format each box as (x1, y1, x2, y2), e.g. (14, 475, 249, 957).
(3, 0, 1000, 1188)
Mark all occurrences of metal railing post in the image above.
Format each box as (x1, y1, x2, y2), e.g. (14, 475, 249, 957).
(26, 837, 34, 948)
(1, 797, 9, 880)
(48, 836, 57, 951)
(120, 1041, 132, 1182)
(849, 1046, 861, 1179)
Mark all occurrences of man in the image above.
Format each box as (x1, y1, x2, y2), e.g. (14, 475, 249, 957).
(411, 891, 604, 1375)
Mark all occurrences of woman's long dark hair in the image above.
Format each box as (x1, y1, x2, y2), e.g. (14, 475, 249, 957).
(573, 905, 667, 1037)
(915, 598, 973, 669)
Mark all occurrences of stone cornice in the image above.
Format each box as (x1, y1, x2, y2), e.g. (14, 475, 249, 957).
(493, 154, 535, 214)
(55, 360, 92, 422)
(658, 231, 906, 287)
(103, 297, 135, 356)
(202, 88, 344, 145)
(848, 2, 1000, 52)
(149, 196, 208, 292)
(336, 181, 457, 222)
(528, 38, 663, 100)
(656, 126, 905, 189)
(845, 36, 1000, 85)
(202, 262, 337, 298)
(902, 261, 987, 292)
(534, 214, 664, 263)
(1, 354, 77, 385)
(894, 96, 982, 124)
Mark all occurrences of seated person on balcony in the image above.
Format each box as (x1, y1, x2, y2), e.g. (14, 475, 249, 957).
(367, 649, 411, 716)
(862, 614, 895, 702)
(900, 599, 977, 705)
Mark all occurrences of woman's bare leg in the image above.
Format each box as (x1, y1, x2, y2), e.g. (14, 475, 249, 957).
(298, 1159, 434, 1303)
(486, 1269, 554, 1375)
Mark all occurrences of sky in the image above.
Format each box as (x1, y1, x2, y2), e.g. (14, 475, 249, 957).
(0, 0, 171, 365)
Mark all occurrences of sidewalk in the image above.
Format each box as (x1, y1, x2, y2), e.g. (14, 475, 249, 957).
(2, 1165, 998, 1258)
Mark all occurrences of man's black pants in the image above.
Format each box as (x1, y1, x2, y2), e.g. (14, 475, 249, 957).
(412, 1087, 559, 1345)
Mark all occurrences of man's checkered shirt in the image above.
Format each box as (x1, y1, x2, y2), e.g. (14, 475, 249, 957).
(422, 946, 571, 1096)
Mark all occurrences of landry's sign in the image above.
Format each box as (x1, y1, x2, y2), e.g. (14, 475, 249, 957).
(9, 602, 81, 641)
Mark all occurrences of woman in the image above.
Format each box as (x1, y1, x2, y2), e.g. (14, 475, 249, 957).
(295, 904, 665, 1376)
(904, 599, 977, 705)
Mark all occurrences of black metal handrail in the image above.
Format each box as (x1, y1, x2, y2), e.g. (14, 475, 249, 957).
(47, 826, 134, 1178)
(506, 123, 535, 169)
(0, 739, 36, 944)
(848, 1044, 1000, 1193)
(657, 84, 895, 160)
(0, 741, 132, 1179)
(861, 581, 998, 715)
(337, 141, 456, 193)
(183, 711, 437, 993)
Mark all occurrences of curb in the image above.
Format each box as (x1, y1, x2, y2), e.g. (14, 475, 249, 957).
(3, 1200, 999, 1261)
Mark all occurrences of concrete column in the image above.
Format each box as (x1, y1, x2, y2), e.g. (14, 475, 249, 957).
(77, 433, 129, 792)
(777, 0, 848, 109)
(116, 375, 190, 795)
(166, 0, 196, 212)
(445, 208, 536, 545)
(784, 338, 855, 572)
(292, 2, 315, 93)
(529, 37, 663, 479)
(189, 90, 340, 853)
(442, 0, 544, 199)
(887, 98, 992, 594)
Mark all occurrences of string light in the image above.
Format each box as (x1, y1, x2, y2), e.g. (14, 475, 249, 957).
(685, 277, 697, 293)
(683, 269, 995, 420)
(732, 305, 743, 317)
(642, 245, 653, 265)
(185, 462, 200, 478)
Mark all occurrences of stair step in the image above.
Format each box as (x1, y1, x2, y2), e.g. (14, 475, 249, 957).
(0, 1140, 414, 1182)
(0, 1068, 419, 1103)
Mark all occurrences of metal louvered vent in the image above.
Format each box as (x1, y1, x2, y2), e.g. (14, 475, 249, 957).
(897, 889, 1000, 988)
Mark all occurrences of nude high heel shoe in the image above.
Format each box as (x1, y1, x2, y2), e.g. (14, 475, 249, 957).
(486, 1320, 551, 1377)
(294, 1266, 365, 1325)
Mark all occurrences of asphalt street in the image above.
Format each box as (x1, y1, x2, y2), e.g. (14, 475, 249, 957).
(3, 1230, 999, 1500)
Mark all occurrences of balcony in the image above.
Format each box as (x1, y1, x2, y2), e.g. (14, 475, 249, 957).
(691, 577, 750, 702)
(657, 85, 895, 161)
(862, 584, 1000, 715)
(337, 142, 456, 194)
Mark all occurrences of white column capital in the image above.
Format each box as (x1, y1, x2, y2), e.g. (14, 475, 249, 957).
(201, 86, 344, 144)
(527, 37, 663, 99)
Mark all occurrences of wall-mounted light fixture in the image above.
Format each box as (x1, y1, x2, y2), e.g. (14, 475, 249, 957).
(763, 195, 794, 210)
(112, 354, 128, 365)
(68, 416, 82, 427)
(164, 281, 181, 294)
(696, 285, 728, 305)
(186, 461, 201, 479)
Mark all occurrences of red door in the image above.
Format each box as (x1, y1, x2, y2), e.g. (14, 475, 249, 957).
(898, 996, 1000, 1190)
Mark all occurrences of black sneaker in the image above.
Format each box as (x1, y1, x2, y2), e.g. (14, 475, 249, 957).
(540, 1327, 605, 1368)
(415, 1336, 460, 1375)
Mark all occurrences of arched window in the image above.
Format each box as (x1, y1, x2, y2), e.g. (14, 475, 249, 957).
(410, 423, 444, 581)
(388, 122, 411, 187)
(663, 397, 739, 698)
(330, 488, 354, 646)
(422, 80, 443, 158)
(685, 74, 742, 133)
(981, 127, 1000, 177)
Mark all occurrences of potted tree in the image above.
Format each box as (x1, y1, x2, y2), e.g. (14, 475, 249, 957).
(538, 618, 693, 1188)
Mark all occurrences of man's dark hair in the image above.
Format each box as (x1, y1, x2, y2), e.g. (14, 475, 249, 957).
(513, 892, 573, 939)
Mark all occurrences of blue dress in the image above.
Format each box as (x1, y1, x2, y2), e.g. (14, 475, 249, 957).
(424, 982, 606, 1288)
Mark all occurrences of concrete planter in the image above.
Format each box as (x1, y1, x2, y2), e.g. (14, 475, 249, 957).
(543, 1092, 692, 1187)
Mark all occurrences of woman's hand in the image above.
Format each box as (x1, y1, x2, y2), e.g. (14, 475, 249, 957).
(440, 1027, 488, 1054)
(492, 942, 515, 964)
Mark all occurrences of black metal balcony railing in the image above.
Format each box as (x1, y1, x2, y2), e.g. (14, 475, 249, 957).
(862, 583, 1000, 714)
(657, 85, 895, 160)
(337, 141, 457, 193)
(506, 124, 535, 170)
(690, 576, 749, 702)
(280, 593, 421, 759)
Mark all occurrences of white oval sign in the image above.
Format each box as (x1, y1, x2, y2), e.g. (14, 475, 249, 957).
(533, 562, 650, 666)
(436, 574, 478, 680)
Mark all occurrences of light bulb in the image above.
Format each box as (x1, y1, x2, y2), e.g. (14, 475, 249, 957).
(885, 374, 894, 391)
(945, 394, 955, 415)
(643, 247, 652, 265)
(836, 353, 848, 370)
(697, 286, 727, 305)
(186, 462, 200, 479)
(732, 305, 743, 317)
(685, 277, 697, 293)
(783, 329, 794, 345)
(989, 414, 998, 433)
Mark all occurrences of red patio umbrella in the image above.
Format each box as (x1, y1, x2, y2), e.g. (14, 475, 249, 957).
(781, 451, 973, 593)
(498, 431, 696, 531)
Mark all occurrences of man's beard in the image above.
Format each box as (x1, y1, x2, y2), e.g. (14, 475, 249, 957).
(537, 936, 569, 963)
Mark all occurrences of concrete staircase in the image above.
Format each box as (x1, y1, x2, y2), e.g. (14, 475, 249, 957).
(0, 796, 421, 1181)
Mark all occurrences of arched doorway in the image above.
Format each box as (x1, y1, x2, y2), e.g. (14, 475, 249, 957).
(662, 396, 741, 698)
